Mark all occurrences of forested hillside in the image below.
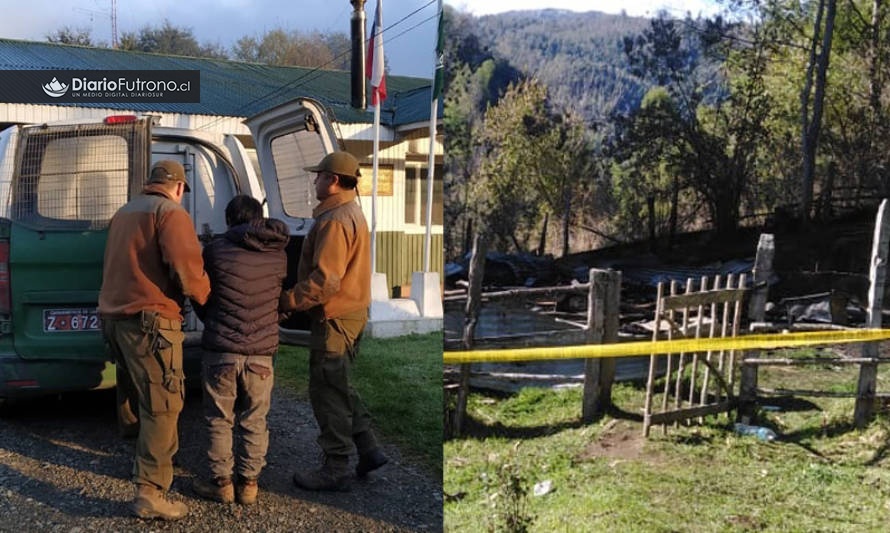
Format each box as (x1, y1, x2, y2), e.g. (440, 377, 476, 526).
(444, 1, 890, 264)
(475, 10, 650, 122)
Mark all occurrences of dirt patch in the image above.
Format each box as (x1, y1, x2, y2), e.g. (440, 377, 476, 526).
(576, 419, 654, 463)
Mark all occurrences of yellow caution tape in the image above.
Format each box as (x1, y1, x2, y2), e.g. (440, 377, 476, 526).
(443, 328, 890, 364)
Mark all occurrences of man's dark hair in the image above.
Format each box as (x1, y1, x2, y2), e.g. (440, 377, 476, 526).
(337, 174, 358, 190)
(225, 195, 263, 226)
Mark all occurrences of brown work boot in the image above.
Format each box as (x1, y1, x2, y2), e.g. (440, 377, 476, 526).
(131, 484, 189, 520)
(356, 448, 389, 477)
(292, 454, 351, 492)
(236, 478, 259, 505)
(192, 477, 234, 503)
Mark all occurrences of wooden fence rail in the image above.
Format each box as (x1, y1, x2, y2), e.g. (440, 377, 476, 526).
(447, 201, 890, 438)
(444, 241, 620, 437)
(740, 201, 889, 427)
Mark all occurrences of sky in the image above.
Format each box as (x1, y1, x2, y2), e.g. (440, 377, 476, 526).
(0, 0, 722, 78)
(444, 0, 722, 19)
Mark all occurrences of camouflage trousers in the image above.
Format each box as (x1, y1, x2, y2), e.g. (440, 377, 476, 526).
(103, 311, 185, 491)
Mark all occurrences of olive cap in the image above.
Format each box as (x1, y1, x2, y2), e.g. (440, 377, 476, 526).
(149, 160, 191, 192)
(303, 151, 361, 179)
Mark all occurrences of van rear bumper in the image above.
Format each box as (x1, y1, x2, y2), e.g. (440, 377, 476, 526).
(0, 344, 204, 399)
(0, 356, 116, 398)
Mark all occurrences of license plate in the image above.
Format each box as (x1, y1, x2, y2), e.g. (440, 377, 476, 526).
(43, 308, 101, 332)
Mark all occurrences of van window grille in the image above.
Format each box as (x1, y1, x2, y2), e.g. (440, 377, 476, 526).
(12, 122, 149, 230)
(37, 135, 127, 222)
(270, 129, 326, 219)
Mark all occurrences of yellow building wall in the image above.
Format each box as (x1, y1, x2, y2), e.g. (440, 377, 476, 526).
(375, 231, 444, 296)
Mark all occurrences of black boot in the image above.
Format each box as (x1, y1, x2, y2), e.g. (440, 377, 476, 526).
(293, 454, 351, 492)
(354, 430, 388, 477)
(356, 448, 389, 477)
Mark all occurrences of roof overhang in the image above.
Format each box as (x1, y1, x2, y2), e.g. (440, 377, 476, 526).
(335, 122, 396, 142)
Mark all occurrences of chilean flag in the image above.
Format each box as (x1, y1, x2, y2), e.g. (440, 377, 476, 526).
(367, 0, 387, 107)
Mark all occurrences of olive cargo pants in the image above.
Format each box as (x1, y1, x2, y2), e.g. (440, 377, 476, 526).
(309, 310, 378, 457)
(103, 312, 185, 491)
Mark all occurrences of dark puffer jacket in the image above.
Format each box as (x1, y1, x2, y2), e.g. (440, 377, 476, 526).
(199, 218, 289, 356)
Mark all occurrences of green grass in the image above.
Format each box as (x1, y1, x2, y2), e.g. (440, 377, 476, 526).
(275, 332, 443, 476)
(445, 352, 890, 532)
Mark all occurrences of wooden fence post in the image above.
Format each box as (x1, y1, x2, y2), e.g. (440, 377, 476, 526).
(454, 232, 487, 437)
(600, 270, 621, 408)
(582, 268, 621, 423)
(747, 233, 774, 323)
(581, 269, 604, 423)
(739, 233, 774, 421)
(855, 200, 890, 427)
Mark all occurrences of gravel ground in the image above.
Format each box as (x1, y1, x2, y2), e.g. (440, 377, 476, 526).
(0, 385, 443, 532)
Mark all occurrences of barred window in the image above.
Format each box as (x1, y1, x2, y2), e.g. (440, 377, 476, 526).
(36, 136, 128, 223)
(12, 121, 148, 230)
(270, 129, 326, 219)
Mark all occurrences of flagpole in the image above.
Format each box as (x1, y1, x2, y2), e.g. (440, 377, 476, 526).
(371, 101, 380, 273)
(367, 0, 385, 275)
(423, 0, 443, 273)
(423, 102, 437, 273)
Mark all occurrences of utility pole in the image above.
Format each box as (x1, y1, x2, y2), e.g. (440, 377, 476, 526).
(111, 0, 118, 48)
(350, 0, 367, 109)
(72, 0, 118, 48)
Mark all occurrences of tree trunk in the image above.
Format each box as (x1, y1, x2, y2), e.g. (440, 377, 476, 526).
(647, 195, 657, 252)
(869, 0, 882, 119)
(537, 213, 548, 256)
(800, 0, 837, 224)
(562, 186, 571, 257)
(869, 0, 886, 196)
(669, 175, 679, 249)
(799, 0, 822, 223)
(817, 161, 836, 221)
(463, 218, 474, 257)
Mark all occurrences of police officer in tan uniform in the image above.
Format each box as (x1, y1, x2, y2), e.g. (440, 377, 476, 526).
(99, 160, 210, 520)
(280, 151, 388, 491)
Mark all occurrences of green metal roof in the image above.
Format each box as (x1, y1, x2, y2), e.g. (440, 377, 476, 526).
(0, 38, 435, 126)
(389, 85, 444, 128)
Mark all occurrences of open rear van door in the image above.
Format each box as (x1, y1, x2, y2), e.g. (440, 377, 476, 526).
(244, 98, 339, 343)
(245, 97, 338, 234)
